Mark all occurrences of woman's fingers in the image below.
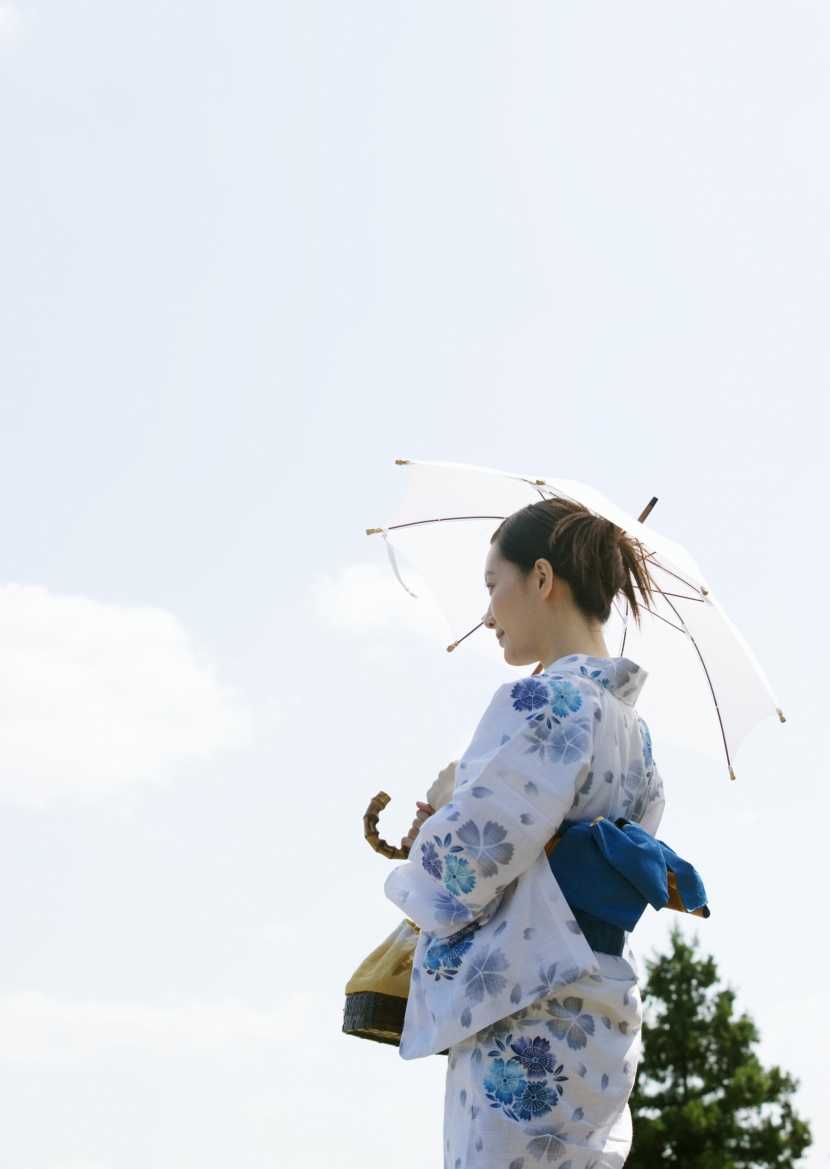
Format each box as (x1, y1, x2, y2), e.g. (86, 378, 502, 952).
(401, 802, 436, 849)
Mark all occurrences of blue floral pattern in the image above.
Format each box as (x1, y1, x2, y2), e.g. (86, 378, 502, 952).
(421, 840, 443, 879)
(423, 922, 480, 981)
(639, 717, 653, 770)
(444, 854, 477, 896)
(482, 1032, 568, 1123)
(511, 678, 549, 712)
(548, 678, 583, 718)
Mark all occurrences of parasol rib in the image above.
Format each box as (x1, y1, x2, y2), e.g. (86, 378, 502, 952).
(653, 586, 734, 779)
(386, 516, 507, 531)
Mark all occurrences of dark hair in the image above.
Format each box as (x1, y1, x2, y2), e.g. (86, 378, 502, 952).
(491, 498, 656, 625)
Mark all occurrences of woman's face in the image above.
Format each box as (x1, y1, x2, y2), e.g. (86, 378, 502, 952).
(483, 543, 544, 666)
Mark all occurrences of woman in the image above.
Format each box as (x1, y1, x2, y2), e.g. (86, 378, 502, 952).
(384, 498, 664, 1169)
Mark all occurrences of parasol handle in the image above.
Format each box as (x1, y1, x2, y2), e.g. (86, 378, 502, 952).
(363, 791, 411, 860)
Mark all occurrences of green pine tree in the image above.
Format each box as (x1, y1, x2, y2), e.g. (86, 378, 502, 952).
(629, 928, 811, 1169)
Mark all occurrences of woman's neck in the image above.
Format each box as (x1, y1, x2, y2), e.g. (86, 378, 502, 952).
(539, 619, 609, 670)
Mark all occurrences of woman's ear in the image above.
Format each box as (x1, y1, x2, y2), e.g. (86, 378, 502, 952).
(534, 558, 556, 600)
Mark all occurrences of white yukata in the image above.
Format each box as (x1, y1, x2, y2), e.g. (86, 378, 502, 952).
(385, 654, 665, 1169)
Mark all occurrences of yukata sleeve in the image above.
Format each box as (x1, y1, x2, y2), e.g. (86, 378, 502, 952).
(385, 672, 597, 938)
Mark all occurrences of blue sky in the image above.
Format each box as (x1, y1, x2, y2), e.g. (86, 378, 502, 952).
(0, 3, 827, 1167)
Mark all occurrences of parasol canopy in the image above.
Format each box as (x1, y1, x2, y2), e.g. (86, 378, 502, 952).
(367, 459, 784, 778)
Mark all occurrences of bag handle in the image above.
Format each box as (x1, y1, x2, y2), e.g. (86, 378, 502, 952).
(364, 791, 411, 860)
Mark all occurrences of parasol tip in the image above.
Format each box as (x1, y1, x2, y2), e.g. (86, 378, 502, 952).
(395, 459, 409, 465)
(366, 527, 382, 535)
(729, 767, 736, 781)
(778, 709, 787, 723)
(447, 641, 459, 652)
(636, 497, 659, 524)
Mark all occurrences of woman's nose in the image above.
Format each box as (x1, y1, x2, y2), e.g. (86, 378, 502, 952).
(483, 606, 495, 629)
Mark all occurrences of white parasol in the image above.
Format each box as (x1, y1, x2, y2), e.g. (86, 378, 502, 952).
(367, 459, 785, 779)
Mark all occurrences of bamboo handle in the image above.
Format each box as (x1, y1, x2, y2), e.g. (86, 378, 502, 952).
(363, 791, 410, 860)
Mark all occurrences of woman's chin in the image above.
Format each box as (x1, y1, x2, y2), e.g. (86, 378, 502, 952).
(502, 646, 536, 668)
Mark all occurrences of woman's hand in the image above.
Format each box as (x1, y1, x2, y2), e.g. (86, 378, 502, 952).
(401, 801, 436, 851)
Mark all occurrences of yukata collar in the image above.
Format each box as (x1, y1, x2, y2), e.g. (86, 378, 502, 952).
(542, 654, 648, 707)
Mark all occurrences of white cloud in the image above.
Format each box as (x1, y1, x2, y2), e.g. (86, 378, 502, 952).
(0, 3, 18, 34)
(310, 561, 447, 642)
(0, 584, 252, 806)
(0, 991, 314, 1064)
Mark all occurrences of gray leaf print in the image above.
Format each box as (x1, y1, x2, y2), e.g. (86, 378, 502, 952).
(565, 920, 581, 935)
(603, 771, 614, 783)
(520, 813, 534, 825)
(543, 716, 591, 765)
(461, 1007, 472, 1028)
(433, 892, 474, 926)
(525, 780, 539, 796)
(509, 1160, 525, 1169)
(576, 1063, 588, 1077)
(456, 819, 514, 876)
(494, 919, 508, 937)
(561, 1162, 573, 1169)
(457, 1089, 466, 1109)
(545, 996, 596, 1050)
(601, 1073, 609, 1091)
(531, 961, 559, 996)
(471, 1046, 482, 1063)
(463, 946, 509, 1004)
(524, 928, 536, 940)
(572, 1108, 584, 1122)
(600, 1016, 612, 1030)
(471, 786, 493, 798)
(510, 982, 523, 1005)
(526, 1126, 567, 1162)
(618, 1020, 629, 1034)
(475, 1138, 483, 1152)
(471, 1105, 480, 1119)
(456, 1159, 462, 1169)
(446, 810, 460, 821)
(579, 772, 594, 796)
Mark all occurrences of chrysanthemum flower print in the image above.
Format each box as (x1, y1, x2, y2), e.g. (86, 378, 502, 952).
(511, 678, 549, 712)
(548, 678, 583, 718)
(423, 922, 479, 980)
(420, 839, 443, 879)
(483, 1057, 526, 1104)
(510, 1035, 555, 1077)
(444, 854, 477, 896)
(515, 1080, 557, 1119)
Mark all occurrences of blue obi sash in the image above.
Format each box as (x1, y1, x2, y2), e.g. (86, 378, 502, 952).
(546, 817, 709, 956)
